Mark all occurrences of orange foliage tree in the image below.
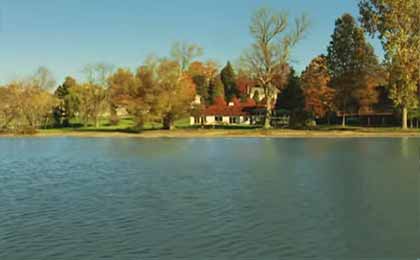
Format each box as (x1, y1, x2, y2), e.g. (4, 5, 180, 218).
(301, 56, 335, 119)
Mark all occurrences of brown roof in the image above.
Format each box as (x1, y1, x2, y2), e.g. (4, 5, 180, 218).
(201, 104, 264, 116)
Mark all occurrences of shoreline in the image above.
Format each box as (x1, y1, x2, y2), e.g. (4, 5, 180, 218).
(2, 129, 420, 138)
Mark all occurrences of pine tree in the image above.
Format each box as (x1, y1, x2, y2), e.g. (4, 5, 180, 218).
(276, 69, 305, 112)
(54, 76, 77, 127)
(208, 75, 225, 105)
(220, 62, 238, 101)
(327, 13, 381, 127)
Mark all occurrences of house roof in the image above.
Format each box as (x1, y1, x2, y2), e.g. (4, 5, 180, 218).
(201, 104, 265, 116)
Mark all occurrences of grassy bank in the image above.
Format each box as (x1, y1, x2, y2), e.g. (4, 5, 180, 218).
(37, 127, 420, 138)
(3, 117, 420, 138)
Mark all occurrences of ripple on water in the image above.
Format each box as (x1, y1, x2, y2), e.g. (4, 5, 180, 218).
(0, 138, 419, 259)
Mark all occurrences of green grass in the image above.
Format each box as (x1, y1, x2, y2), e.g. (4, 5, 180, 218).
(44, 116, 195, 133)
(40, 116, 420, 134)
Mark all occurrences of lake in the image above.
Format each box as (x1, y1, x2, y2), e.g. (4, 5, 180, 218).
(0, 137, 419, 259)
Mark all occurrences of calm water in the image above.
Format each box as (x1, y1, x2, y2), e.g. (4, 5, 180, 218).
(0, 137, 419, 259)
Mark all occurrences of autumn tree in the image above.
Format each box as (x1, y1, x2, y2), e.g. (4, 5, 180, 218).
(236, 71, 254, 100)
(155, 60, 196, 129)
(109, 59, 196, 130)
(0, 81, 58, 132)
(327, 13, 381, 127)
(359, 0, 420, 129)
(0, 85, 21, 130)
(69, 83, 108, 127)
(220, 62, 238, 101)
(110, 67, 156, 129)
(301, 56, 335, 119)
(187, 61, 219, 105)
(73, 63, 114, 127)
(241, 7, 309, 128)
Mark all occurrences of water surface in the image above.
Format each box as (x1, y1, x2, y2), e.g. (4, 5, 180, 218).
(0, 138, 419, 259)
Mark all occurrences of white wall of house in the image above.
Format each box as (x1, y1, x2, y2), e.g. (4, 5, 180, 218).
(206, 116, 216, 124)
(222, 116, 230, 124)
(191, 115, 251, 125)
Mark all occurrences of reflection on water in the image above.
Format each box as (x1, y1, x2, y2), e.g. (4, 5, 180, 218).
(0, 137, 419, 259)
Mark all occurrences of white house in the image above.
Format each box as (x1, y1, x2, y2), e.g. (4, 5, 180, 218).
(190, 102, 259, 126)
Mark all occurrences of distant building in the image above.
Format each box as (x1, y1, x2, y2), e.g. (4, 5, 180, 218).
(190, 102, 290, 127)
(248, 86, 280, 102)
(190, 102, 252, 126)
(192, 95, 201, 105)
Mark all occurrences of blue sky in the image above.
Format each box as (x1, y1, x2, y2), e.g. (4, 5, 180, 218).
(0, 0, 383, 85)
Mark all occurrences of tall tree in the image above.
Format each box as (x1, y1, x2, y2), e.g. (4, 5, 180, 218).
(359, 0, 420, 129)
(220, 62, 238, 101)
(155, 60, 196, 129)
(208, 75, 225, 105)
(327, 13, 381, 127)
(301, 56, 335, 119)
(54, 76, 78, 126)
(69, 83, 108, 128)
(241, 7, 309, 128)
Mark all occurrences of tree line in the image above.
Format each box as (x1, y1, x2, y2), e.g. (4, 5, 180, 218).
(0, 0, 418, 132)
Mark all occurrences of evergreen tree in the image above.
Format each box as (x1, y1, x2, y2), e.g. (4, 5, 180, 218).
(275, 70, 305, 113)
(220, 62, 238, 101)
(327, 13, 381, 127)
(54, 76, 77, 127)
(192, 75, 209, 105)
(208, 75, 225, 105)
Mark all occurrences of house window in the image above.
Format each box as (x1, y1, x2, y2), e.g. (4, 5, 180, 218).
(194, 117, 200, 124)
(215, 116, 223, 122)
(201, 117, 207, 124)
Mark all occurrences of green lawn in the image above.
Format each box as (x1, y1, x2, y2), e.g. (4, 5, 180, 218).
(44, 117, 193, 133)
(40, 116, 420, 134)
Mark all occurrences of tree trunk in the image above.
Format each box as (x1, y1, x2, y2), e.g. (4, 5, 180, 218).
(94, 115, 100, 128)
(341, 114, 346, 128)
(263, 112, 271, 129)
(402, 107, 408, 129)
(163, 114, 175, 130)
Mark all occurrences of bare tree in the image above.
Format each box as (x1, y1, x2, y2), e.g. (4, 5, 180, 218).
(31, 66, 56, 90)
(171, 42, 204, 72)
(241, 7, 309, 128)
(82, 63, 114, 87)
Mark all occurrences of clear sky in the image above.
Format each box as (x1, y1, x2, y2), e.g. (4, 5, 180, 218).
(0, 0, 383, 85)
